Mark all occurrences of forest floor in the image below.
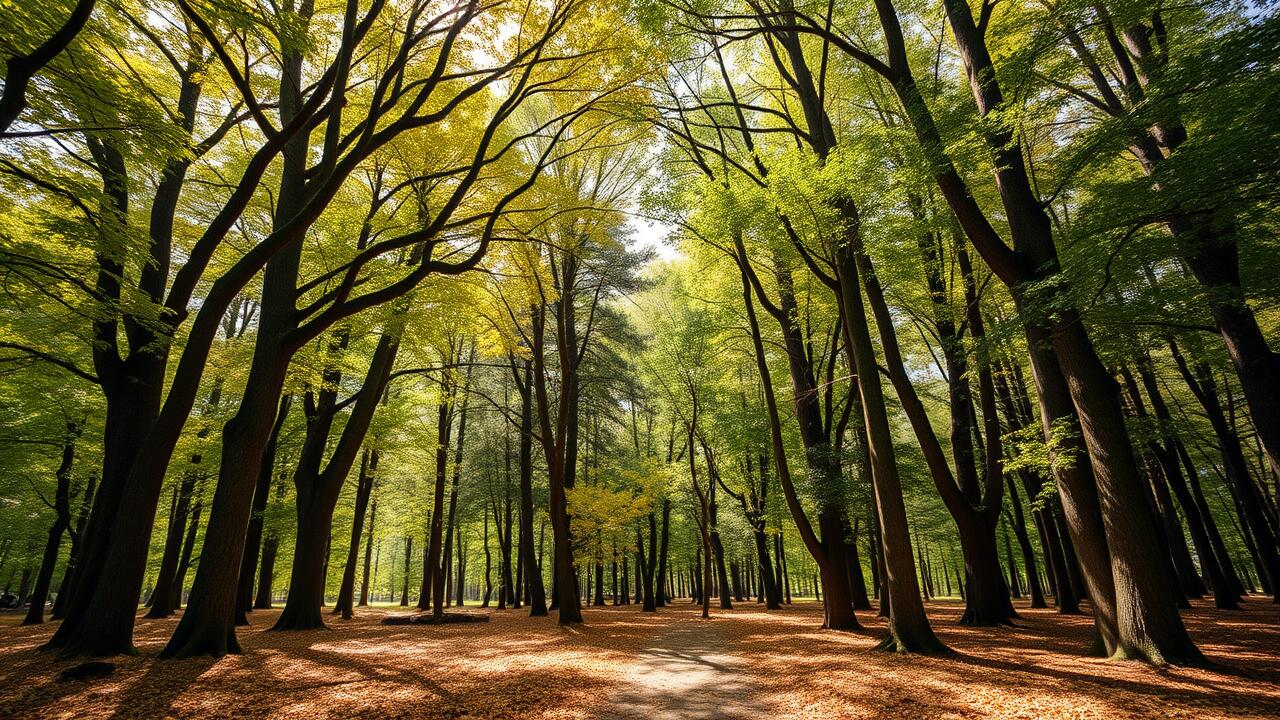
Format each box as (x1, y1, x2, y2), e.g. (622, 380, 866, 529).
(0, 597, 1277, 719)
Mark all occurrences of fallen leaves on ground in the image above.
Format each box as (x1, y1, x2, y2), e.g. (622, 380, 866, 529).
(0, 597, 1276, 719)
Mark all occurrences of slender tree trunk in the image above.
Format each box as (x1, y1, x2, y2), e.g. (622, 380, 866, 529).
(859, 227, 1010, 625)
(147, 470, 199, 619)
(422, 390, 454, 614)
(826, 238, 941, 650)
(23, 423, 79, 625)
(401, 537, 412, 607)
(360, 499, 377, 607)
(236, 393, 291, 624)
(656, 500, 671, 607)
(335, 450, 376, 618)
(1004, 477, 1046, 608)
(1171, 344, 1279, 595)
(1137, 357, 1239, 607)
(514, 359, 547, 616)
(52, 470, 96, 620)
(172, 503, 202, 610)
(254, 471, 288, 610)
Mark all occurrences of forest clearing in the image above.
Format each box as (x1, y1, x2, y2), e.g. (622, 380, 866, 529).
(2, 0, 1279, 717)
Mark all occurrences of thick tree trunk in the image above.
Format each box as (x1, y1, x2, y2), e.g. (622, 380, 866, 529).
(276, 500, 333, 630)
(157, 26, 315, 656)
(933, 0, 1202, 663)
(45, 384, 159, 651)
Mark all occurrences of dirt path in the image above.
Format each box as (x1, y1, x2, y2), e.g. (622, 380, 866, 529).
(605, 614, 752, 719)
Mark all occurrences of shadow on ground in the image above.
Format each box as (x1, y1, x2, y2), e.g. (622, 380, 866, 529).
(0, 597, 1276, 719)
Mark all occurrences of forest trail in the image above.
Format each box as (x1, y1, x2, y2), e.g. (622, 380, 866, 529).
(605, 613, 751, 719)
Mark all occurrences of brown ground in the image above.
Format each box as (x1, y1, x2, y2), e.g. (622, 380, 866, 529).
(0, 598, 1277, 719)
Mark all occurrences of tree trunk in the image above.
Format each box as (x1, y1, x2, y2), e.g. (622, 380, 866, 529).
(236, 394, 291, 624)
(832, 237, 943, 652)
(1136, 357, 1239, 607)
(1004, 477, 1046, 608)
(172, 502, 202, 610)
(360, 499, 377, 607)
(335, 450, 376, 618)
(400, 537, 412, 607)
(1171, 343, 1279, 595)
(23, 423, 79, 625)
(422, 390, 454, 614)
(51, 470, 96, 620)
(656, 499, 671, 607)
(515, 359, 547, 616)
(858, 224, 1010, 625)
(254, 470, 288, 610)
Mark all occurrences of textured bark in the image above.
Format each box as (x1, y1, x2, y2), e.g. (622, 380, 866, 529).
(48, 46, 238, 654)
(161, 28, 315, 656)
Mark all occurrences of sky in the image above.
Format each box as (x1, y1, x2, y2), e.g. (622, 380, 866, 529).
(626, 214, 680, 262)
